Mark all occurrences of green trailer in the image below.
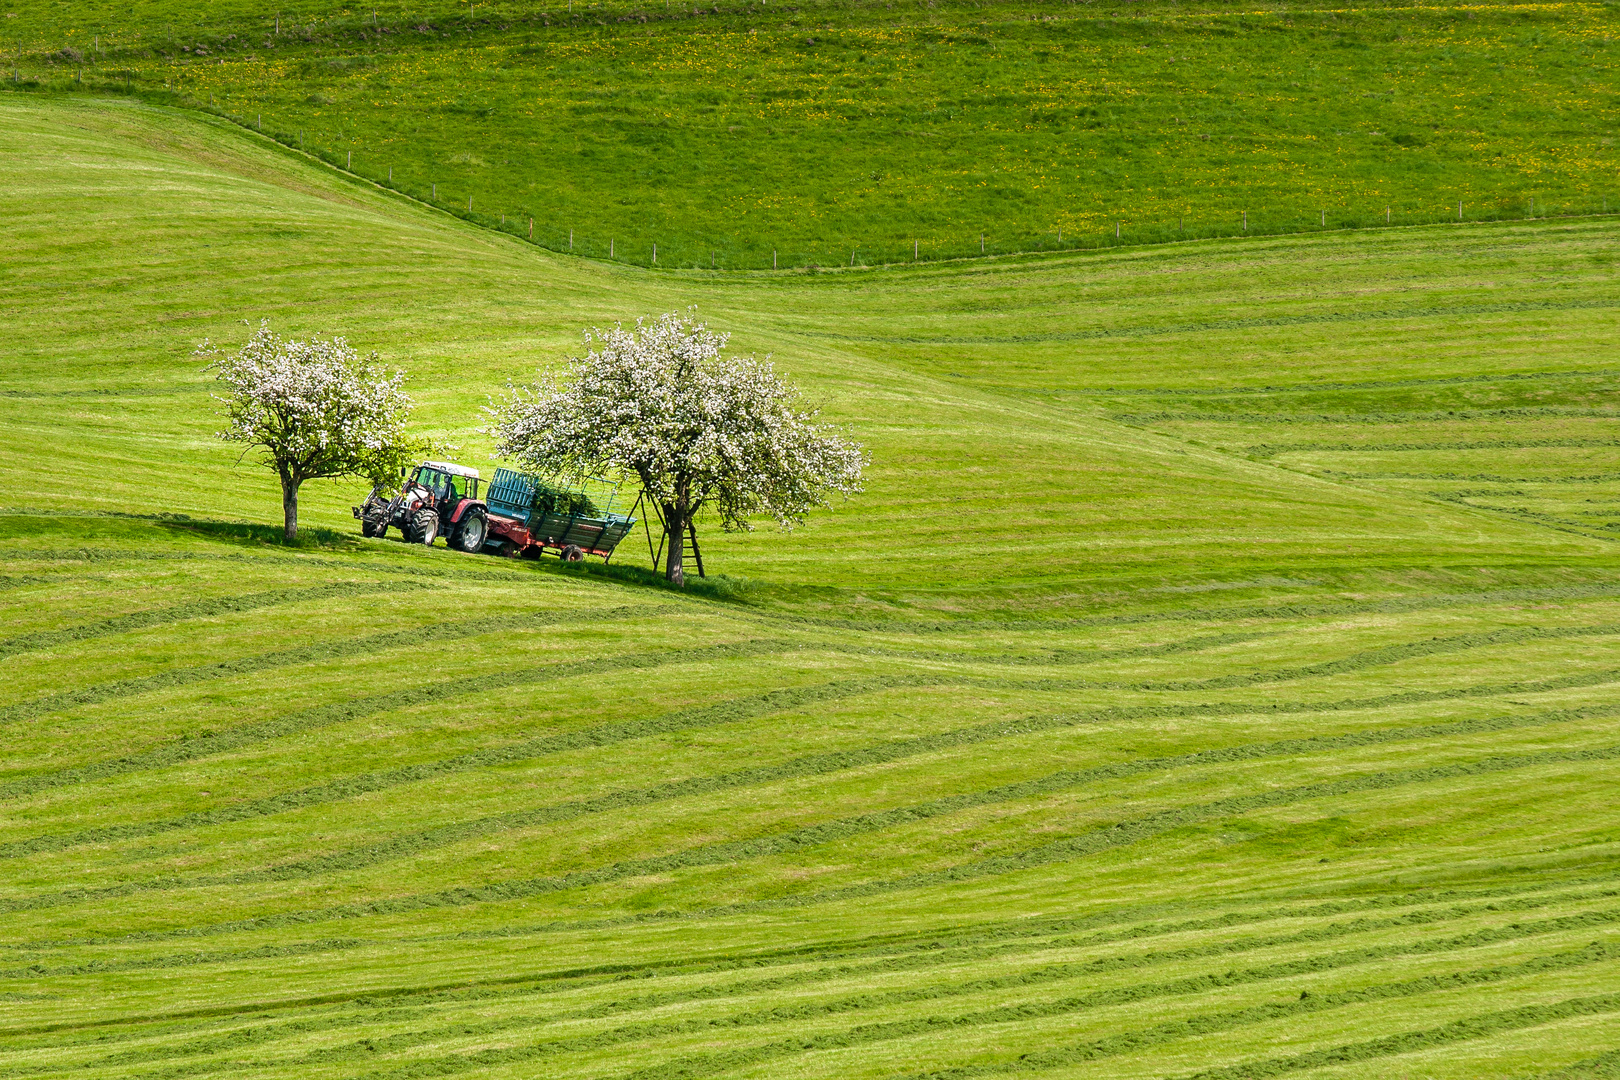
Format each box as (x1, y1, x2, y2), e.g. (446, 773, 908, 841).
(483, 467, 637, 560)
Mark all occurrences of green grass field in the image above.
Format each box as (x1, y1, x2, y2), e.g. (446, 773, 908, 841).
(7, 0, 1617, 266)
(3, 93, 1620, 1077)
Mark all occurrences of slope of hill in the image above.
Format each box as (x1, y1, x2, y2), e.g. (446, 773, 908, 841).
(8, 0, 1617, 266)
(2, 95, 1620, 1077)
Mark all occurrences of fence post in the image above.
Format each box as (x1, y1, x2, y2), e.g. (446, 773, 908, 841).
(432, 182, 437, 199)
(1242, 210, 1246, 231)
(347, 150, 351, 169)
(1115, 220, 1120, 239)
(569, 228, 573, 249)
(1321, 209, 1325, 227)
(980, 233, 984, 254)
(914, 239, 918, 260)
(653, 242, 657, 264)
(1386, 207, 1390, 223)
(468, 195, 473, 212)
(773, 249, 777, 270)
(611, 238, 614, 257)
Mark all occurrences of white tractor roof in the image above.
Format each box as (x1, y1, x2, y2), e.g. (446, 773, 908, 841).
(423, 460, 481, 479)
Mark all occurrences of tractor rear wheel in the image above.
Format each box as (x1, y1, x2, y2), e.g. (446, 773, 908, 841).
(454, 512, 487, 553)
(412, 508, 438, 546)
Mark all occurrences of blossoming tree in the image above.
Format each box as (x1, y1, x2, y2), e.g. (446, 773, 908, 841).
(201, 324, 413, 541)
(488, 312, 866, 584)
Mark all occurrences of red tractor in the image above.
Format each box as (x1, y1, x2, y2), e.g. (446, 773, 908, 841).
(355, 461, 490, 552)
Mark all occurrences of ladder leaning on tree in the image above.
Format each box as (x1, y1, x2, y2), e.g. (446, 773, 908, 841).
(633, 491, 705, 579)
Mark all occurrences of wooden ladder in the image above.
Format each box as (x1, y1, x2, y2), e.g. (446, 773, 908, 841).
(637, 494, 705, 579)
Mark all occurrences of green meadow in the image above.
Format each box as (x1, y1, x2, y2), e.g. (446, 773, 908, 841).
(7, 0, 1617, 266)
(3, 83, 1620, 1079)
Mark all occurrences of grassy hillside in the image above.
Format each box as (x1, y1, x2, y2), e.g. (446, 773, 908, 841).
(3, 95, 1620, 1077)
(7, 0, 1617, 267)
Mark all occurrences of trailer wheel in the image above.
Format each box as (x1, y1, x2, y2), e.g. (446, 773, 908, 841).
(412, 508, 438, 546)
(561, 545, 584, 563)
(454, 512, 487, 553)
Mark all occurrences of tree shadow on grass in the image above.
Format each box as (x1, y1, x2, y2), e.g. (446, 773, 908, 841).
(153, 515, 363, 550)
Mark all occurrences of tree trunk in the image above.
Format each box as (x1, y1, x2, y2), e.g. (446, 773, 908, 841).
(662, 500, 685, 586)
(281, 476, 301, 542)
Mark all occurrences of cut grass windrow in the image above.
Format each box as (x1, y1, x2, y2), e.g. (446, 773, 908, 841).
(1091, 369, 1620, 399)
(12, 618, 1601, 853)
(1248, 438, 1620, 460)
(0, 604, 666, 728)
(14, 876, 1616, 1050)
(39, 741, 1620, 948)
(1336, 471, 1620, 484)
(0, 582, 420, 660)
(1111, 408, 1620, 426)
(0, 939, 364, 983)
(13, 657, 1617, 880)
(6, 654, 1613, 874)
(1540, 1047, 1620, 1079)
(526, 908, 1620, 1050)
(1069, 623, 1620, 694)
(0, 676, 934, 891)
(0, 626, 1266, 731)
(732, 582, 1620, 635)
(834, 299, 1620, 348)
(478, 740, 1620, 942)
(81, 913, 1620, 1079)
(611, 936, 1620, 1080)
(1179, 994, 1620, 1080)
(0, 639, 790, 806)
(47, 895, 1620, 1076)
(3, 699, 1611, 916)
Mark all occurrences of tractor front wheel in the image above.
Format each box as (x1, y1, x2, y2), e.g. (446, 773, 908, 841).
(412, 508, 438, 546)
(454, 513, 488, 553)
(361, 511, 388, 539)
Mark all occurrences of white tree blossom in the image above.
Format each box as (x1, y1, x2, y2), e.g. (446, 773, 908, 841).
(200, 324, 413, 541)
(487, 311, 866, 584)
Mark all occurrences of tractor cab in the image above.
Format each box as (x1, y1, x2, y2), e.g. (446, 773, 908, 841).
(410, 462, 481, 506)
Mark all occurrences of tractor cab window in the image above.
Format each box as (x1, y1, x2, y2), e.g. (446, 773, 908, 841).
(413, 467, 454, 500)
(411, 467, 476, 501)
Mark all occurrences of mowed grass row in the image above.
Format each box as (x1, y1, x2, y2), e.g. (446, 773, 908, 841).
(9, 0, 1618, 266)
(7, 876, 1620, 1077)
(4, 542, 1617, 950)
(8, 553, 1619, 844)
(1098, 366, 1620, 549)
(3, 96, 1620, 1075)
